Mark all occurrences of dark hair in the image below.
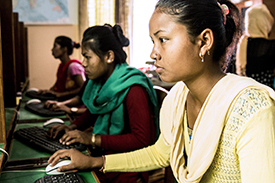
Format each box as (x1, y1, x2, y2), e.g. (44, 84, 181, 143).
(81, 24, 129, 64)
(55, 36, 80, 55)
(155, 0, 241, 66)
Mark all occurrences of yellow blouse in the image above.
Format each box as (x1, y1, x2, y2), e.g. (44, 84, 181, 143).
(104, 74, 275, 183)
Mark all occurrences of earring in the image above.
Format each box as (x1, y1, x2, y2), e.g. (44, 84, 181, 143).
(207, 49, 210, 55)
(107, 60, 111, 63)
(199, 53, 204, 62)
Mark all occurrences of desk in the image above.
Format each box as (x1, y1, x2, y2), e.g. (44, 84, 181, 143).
(0, 98, 100, 183)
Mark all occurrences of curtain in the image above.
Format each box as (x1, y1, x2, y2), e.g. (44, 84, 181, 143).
(88, 0, 115, 26)
(79, 0, 132, 64)
(115, 0, 132, 64)
(79, 0, 89, 43)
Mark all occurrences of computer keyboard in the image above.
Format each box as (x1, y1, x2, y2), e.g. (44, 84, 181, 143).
(34, 173, 85, 183)
(14, 126, 87, 154)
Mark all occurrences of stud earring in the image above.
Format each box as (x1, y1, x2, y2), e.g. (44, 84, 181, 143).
(108, 60, 111, 63)
(199, 53, 204, 62)
(207, 49, 210, 55)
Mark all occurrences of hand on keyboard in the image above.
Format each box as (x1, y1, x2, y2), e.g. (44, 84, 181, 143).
(14, 127, 87, 154)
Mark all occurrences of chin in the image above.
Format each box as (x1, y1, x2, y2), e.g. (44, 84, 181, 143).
(160, 76, 178, 84)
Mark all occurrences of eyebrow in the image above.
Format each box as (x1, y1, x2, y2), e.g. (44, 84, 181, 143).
(153, 30, 165, 36)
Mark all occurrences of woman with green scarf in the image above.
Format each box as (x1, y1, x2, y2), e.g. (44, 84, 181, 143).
(48, 24, 159, 183)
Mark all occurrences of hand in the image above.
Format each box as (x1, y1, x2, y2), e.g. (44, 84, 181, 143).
(44, 100, 58, 109)
(48, 124, 74, 139)
(44, 101, 71, 113)
(48, 149, 103, 172)
(37, 89, 48, 95)
(60, 130, 92, 145)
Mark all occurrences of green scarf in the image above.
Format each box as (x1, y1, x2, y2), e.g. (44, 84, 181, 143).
(82, 63, 159, 137)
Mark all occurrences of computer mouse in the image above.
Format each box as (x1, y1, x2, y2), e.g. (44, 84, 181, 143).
(46, 159, 72, 175)
(26, 98, 41, 105)
(27, 87, 39, 92)
(43, 118, 64, 128)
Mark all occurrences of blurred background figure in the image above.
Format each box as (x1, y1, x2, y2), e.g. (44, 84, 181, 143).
(38, 36, 86, 100)
(236, 4, 275, 89)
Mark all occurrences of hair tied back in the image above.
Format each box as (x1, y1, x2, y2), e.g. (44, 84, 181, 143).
(218, 2, 230, 25)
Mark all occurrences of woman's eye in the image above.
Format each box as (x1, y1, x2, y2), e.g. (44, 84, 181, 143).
(159, 38, 168, 43)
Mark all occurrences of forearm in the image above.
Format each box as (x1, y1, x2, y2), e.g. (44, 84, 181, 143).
(57, 88, 82, 98)
(60, 97, 80, 107)
(104, 134, 170, 173)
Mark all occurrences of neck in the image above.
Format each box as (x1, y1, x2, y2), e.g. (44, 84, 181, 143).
(60, 55, 71, 64)
(186, 69, 225, 108)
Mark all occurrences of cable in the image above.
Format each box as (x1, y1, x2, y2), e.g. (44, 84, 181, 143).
(0, 148, 9, 167)
(1, 169, 46, 173)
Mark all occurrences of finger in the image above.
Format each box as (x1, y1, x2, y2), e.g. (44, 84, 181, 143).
(48, 150, 68, 165)
(53, 129, 61, 139)
(58, 167, 78, 173)
(47, 127, 55, 138)
(65, 138, 78, 145)
(61, 134, 75, 145)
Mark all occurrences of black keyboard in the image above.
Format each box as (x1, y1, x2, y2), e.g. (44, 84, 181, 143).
(14, 126, 87, 154)
(34, 173, 85, 183)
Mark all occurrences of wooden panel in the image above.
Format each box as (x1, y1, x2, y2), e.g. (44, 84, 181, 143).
(22, 25, 29, 80)
(0, 0, 17, 107)
(0, 15, 6, 144)
(13, 12, 22, 92)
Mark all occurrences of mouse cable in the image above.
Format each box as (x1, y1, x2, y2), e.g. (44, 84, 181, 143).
(0, 148, 9, 167)
(1, 169, 46, 173)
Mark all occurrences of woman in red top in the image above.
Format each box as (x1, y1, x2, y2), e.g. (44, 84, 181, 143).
(39, 36, 86, 100)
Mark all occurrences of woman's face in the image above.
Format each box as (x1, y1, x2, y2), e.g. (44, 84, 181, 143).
(149, 10, 203, 83)
(51, 42, 66, 59)
(81, 46, 112, 81)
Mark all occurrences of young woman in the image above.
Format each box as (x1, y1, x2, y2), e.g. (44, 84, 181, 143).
(48, 24, 159, 183)
(39, 36, 86, 100)
(48, 1, 275, 182)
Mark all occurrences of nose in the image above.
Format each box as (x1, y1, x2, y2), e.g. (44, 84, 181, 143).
(150, 45, 160, 61)
(82, 58, 87, 68)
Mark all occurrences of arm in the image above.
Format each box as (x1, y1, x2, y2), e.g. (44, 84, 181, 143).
(54, 63, 86, 98)
(48, 133, 170, 173)
(100, 85, 156, 152)
(54, 74, 85, 98)
(237, 105, 275, 183)
(104, 133, 170, 172)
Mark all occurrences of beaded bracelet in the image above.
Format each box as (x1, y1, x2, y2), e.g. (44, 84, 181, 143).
(99, 155, 105, 172)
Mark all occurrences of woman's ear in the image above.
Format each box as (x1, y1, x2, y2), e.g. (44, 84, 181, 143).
(105, 50, 115, 64)
(198, 28, 214, 56)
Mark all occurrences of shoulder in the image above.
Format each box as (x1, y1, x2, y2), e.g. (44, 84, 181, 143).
(234, 88, 274, 114)
(227, 88, 275, 132)
(68, 61, 85, 74)
(126, 85, 148, 101)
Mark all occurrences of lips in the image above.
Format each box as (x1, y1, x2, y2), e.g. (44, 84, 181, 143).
(154, 64, 163, 73)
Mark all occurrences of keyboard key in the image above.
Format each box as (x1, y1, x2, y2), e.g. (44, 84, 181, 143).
(34, 173, 85, 183)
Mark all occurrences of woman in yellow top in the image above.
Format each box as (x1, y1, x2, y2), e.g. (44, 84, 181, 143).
(48, 0, 275, 182)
